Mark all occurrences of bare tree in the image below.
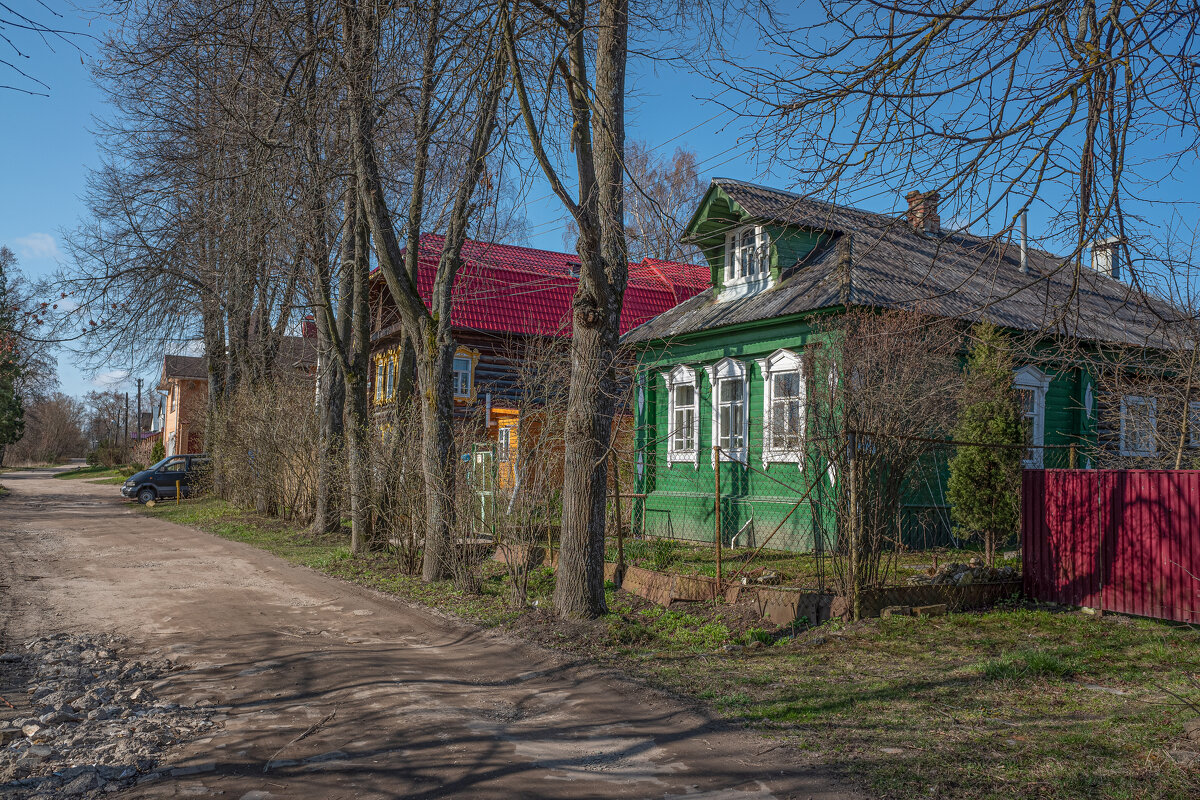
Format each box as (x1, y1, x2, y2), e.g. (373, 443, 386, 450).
(729, 1, 1200, 300)
(342, 0, 510, 576)
(563, 141, 704, 263)
(806, 308, 961, 618)
(505, 0, 631, 618)
(0, 2, 92, 95)
(5, 392, 87, 465)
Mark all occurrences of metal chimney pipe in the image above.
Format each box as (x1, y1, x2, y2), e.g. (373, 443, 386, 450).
(1019, 212, 1029, 274)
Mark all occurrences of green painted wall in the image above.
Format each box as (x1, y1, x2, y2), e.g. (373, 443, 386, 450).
(634, 316, 838, 552)
(632, 315, 1106, 553)
(636, 186, 1104, 552)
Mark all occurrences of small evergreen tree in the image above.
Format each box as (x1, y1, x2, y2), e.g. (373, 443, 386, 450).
(946, 322, 1025, 566)
(150, 438, 166, 463)
(0, 248, 25, 467)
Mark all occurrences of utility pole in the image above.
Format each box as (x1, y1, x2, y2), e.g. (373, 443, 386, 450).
(136, 378, 143, 439)
(123, 392, 129, 457)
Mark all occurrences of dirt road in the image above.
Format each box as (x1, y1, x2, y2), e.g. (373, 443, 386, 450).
(0, 468, 862, 799)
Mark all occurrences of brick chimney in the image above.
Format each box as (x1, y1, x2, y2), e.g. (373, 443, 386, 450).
(905, 190, 941, 234)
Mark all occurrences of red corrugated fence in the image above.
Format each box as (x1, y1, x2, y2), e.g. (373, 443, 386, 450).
(1023, 470, 1200, 623)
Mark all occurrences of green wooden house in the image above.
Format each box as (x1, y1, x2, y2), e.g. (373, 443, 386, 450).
(622, 179, 1184, 551)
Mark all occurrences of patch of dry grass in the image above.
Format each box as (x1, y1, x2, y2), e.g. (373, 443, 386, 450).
(655, 608, 1200, 799)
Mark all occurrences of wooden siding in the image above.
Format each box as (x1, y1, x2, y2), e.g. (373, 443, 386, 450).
(635, 317, 1103, 552)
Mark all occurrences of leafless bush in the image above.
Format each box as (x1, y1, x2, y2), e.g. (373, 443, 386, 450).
(1077, 327, 1200, 470)
(5, 392, 86, 465)
(370, 402, 426, 574)
(807, 309, 962, 616)
(209, 379, 320, 521)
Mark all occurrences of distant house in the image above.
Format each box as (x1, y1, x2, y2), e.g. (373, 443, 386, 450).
(156, 335, 318, 456)
(157, 355, 208, 457)
(623, 179, 1185, 550)
(368, 234, 710, 490)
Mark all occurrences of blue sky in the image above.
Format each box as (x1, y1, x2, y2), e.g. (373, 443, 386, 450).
(0, 7, 768, 399)
(5, 5, 1195, 398)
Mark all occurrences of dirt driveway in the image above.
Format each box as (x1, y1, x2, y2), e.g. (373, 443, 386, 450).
(0, 469, 863, 800)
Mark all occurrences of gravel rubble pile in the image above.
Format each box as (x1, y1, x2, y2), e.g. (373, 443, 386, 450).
(0, 633, 218, 798)
(907, 562, 1019, 586)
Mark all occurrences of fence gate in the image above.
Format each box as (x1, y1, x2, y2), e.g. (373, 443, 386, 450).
(1022, 470, 1200, 623)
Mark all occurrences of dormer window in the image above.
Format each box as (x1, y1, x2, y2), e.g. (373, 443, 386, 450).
(721, 225, 771, 301)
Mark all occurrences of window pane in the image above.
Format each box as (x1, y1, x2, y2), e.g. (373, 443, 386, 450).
(773, 371, 799, 398)
(674, 384, 694, 408)
(730, 402, 744, 448)
(672, 407, 694, 451)
(739, 229, 755, 276)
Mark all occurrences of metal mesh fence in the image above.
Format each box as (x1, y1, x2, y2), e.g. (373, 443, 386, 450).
(600, 437, 1080, 590)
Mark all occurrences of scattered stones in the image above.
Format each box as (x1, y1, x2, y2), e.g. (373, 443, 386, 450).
(913, 604, 948, 617)
(0, 633, 219, 799)
(907, 563, 1018, 586)
(1183, 718, 1200, 741)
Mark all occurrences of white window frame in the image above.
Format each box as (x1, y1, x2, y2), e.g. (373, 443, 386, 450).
(706, 358, 749, 465)
(497, 426, 512, 462)
(1189, 401, 1200, 449)
(756, 349, 805, 467)
(374, 361, 386, 403)
(1119, 394, 1158, 457)
(1013, 365, 1050, 468)
(720, 224, 772, 301)
(452, 355, 473, 398)
(663, 364, 699, 465)
(385, 359, 394, 399)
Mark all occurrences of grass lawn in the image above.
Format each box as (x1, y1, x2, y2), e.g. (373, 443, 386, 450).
(54, 465, 141, 485)
(54, 465, 127, 480)
(145, 498, 1200, 799)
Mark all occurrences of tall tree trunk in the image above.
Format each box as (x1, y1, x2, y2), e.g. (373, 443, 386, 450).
(415, 328, 457, 580)
(313, 324, 346, 535)
(553, 0, 628, 619)
(201, 290, 226, 494)
(344, 192, 373, 552)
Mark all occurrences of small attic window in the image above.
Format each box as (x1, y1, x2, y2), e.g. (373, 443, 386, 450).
(724, 225, 768, 282)
(566, 261, 581, 277)
(719, 225, 772, 301)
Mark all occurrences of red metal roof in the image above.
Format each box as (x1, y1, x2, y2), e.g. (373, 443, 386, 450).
(373, 234, 710, 337)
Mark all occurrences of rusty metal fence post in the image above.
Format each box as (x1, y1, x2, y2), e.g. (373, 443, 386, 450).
(713, 445, 722, 588)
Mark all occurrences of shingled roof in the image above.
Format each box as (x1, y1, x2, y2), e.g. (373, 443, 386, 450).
(624, 179, 1185, 348)
(162, 354, 207, 381)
